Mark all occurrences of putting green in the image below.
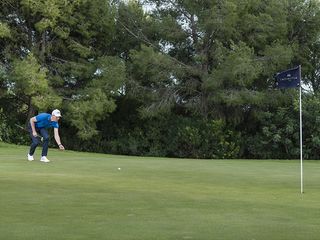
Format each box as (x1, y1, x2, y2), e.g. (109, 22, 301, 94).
(0, 142, 320, 240)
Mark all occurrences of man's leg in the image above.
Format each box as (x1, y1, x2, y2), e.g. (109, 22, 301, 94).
(39, 128, 49, 157)
(28, 124, 39, 156)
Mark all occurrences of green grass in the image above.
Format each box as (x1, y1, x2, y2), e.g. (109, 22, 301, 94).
(0, 142, 320, 240)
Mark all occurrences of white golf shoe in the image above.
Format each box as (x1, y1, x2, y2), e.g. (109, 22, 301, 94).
(40, 156, 50, 163)
(27, 154, 34, 161)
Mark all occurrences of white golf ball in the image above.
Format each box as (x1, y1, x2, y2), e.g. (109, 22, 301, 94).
(118, 167, 121, 170)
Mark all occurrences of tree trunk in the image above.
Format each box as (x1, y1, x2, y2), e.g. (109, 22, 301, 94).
(40, 31, 46, 62)
(25, 97, 36, 127)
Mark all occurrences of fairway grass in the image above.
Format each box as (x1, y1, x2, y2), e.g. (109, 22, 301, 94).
(0, 142, 320, 240)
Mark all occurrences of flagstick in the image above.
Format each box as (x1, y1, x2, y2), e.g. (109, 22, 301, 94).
(299, 65, 303, 194)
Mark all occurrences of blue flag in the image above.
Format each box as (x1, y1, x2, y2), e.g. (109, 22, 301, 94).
(275, 66, 301, 88)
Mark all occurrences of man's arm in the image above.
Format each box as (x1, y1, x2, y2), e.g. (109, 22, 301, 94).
(30, 117, 38, 137)
(54, 128, 65, 150)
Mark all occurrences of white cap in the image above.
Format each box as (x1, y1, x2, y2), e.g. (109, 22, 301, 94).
(52, 109, 62, 117)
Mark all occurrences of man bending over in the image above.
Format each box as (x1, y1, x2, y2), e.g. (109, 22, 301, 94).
(27, 109, 65, 163)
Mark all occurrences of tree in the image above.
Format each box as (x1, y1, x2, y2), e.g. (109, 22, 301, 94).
(0, 0, 126, 138)
(125, 0, 296, 121)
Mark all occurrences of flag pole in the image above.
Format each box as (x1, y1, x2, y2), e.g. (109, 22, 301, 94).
(299, 65, 303, 194)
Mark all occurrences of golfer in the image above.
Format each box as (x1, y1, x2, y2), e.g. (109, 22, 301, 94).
(27, 109, 65, 163)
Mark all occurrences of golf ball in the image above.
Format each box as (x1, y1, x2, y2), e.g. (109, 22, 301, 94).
(118, 167, 121, 170)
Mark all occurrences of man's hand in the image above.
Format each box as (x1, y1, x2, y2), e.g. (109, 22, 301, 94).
(32, 131, 38, 137)
(59, 144, 65, 150)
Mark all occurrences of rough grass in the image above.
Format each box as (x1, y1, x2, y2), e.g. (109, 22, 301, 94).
(0, 142, 320, 240)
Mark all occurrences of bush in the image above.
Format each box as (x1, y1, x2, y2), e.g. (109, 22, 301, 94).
(0, 108, 11, 142)
(103, 116, 241, 159)
(170, 118, 241, 159)
(246, 108, 299, 159)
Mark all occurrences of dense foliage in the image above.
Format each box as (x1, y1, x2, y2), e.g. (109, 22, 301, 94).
(1, 0, 320, 159)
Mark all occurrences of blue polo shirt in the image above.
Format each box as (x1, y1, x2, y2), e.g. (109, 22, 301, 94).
(35, 113, 59, 129)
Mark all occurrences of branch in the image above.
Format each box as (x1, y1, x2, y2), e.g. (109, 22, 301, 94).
(117, 19, 191, 69)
